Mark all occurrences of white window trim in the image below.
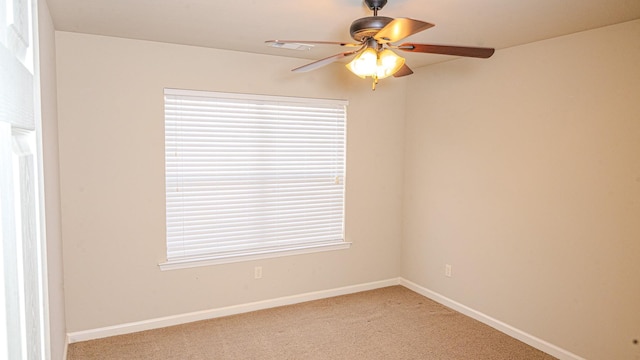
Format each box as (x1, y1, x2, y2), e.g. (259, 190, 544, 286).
(159, 242, 351, 271)
(160, 89, 350, 270)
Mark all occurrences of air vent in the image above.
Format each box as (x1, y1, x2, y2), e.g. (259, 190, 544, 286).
(267, 42, 314, 51)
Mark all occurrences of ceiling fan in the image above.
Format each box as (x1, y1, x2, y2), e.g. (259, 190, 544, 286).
(266, 0, 494, 90)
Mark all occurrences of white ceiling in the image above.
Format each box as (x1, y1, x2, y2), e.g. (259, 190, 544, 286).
(46, 0, 640, 69)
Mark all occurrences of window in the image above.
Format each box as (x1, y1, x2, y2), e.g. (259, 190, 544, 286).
(161, 89, 349, 270)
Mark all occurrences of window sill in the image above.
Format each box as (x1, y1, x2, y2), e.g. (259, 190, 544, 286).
(159, 241, 352, 271)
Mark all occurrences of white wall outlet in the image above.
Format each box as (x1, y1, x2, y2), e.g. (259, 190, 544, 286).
(445, 264, 452, 277)
(254, 266, 262, 279)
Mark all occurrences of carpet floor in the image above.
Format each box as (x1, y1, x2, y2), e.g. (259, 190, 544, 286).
(67, 286, 558, 359)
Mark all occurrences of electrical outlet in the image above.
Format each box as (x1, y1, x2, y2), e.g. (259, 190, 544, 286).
(254, 266, 262, 279)
(445, 264, 452, 277)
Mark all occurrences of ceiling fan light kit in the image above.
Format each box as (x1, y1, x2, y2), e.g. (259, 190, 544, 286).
(266, 0, 495, 90)
(345, 40, 405, 90)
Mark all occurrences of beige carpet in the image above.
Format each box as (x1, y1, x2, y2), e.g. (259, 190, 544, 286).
(67, 286, 557, 359)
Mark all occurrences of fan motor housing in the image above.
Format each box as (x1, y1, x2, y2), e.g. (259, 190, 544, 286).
(350, 16, 393, 42)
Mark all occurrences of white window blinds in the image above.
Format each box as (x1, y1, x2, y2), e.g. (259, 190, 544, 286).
(163, 89, 348, 268)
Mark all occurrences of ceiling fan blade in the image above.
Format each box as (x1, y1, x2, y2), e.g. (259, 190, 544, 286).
(393, 64, 414, 78)
(397, 43, 495, 58)
(292, 50, 359, 73)
(374, 18, 434, 44)
(266, 40, 361, 48)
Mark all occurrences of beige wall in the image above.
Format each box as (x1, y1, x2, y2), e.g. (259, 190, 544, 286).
(37, 1, 66, 359)
(55, 32, 406, 332)
(402, 19, 640, 360)
(56, 19, 640, 360)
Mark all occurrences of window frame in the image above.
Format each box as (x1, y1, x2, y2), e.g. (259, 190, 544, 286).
(160, 88, 350, 270)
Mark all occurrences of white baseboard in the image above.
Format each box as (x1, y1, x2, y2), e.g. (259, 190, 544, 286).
(67, 278, 401, 343)
(67, 277, 584, 360)
(399, 278, 586, 360)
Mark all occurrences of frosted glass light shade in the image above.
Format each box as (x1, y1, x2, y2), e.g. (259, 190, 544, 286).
(345, 47, 378, 78)
(376, 49, 405, 79)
